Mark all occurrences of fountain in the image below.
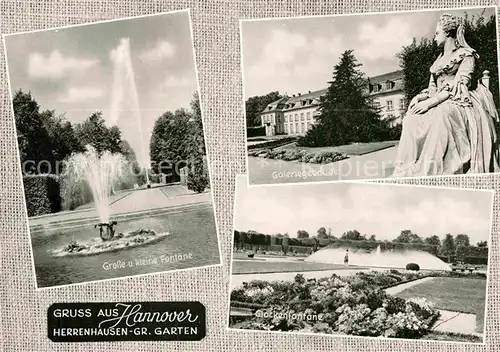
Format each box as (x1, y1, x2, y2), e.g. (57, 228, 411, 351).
(50, 146, 170, 257)
(48, 37, 178, 257)
(305, 244, 451, 271)
(109, 37, 150, 186)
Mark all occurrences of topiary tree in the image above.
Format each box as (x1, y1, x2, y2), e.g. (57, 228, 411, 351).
(405, 263, 420, 271)
(282, 236, 289, 255)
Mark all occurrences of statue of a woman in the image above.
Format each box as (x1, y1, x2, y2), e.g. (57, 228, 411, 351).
(391, 13, 500, 177)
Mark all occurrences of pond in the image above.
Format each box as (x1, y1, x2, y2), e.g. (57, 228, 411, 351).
(31, 206, 220, 288)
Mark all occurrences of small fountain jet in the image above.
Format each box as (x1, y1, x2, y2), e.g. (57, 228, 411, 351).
(94, 221, 118, 241)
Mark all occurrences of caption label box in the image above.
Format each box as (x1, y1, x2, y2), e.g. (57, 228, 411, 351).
(48, 301, 206, 342)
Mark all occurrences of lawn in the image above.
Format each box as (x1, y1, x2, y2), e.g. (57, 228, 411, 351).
(232, 259, 364, 274)
(395, 277, 486, 333)
(277, 140, 398, 156)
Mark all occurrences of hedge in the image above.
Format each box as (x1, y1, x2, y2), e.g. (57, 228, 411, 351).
(23, 175, 61, 217)
(247, 137, 297, 151)
(247, 126, 266, 138)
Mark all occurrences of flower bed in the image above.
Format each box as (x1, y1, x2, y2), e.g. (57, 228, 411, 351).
(248, 148, 348, 165)
(230, 271, 440, 338)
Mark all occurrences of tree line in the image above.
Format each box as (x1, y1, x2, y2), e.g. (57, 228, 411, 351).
(149, 92, 209, 193)
(234, 228, 488, 263)
(14, 90, 141, 177)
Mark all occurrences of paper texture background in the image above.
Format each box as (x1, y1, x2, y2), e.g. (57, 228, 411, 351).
(0, 0, 499, 351)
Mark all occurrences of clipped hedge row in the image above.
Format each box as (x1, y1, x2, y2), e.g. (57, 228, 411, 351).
(249, 148, 347, 165)
(246, 126, 266, 138)
(23, 175, 61, 217)
(247, 137, 297, 151)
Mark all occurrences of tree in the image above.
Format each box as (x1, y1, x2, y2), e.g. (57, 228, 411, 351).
(297, 230, 309, 239)
(368, 234, 377, 242)
(394, 229, 422, 243)
(149, 109, 191, 179)
(282, 235, 289, 255)
(441, 233, 456, 262)
(424, 235, 441, 247)
(341, 230, 364, 241)
(13, 90, 54, 173)
(245, 91, 282, 127)
(187, 156, 209, 193)
(455, 234, 470, 248)
(74, 112, 122, 155)
(477, 240, 488, 247)
(397, 38, 438, 104)
(317, 227, 328, 239)
(298, 50, 390, 147)
(186, 93, 209, 193)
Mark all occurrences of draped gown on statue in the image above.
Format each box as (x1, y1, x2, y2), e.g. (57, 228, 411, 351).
(391, 46, 500, 177)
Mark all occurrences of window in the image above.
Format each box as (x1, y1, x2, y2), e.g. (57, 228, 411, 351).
(399, 98, 405, 110)
(285, 124, 288, 134)
(290, 124, 294, 134)
(300, 113, 304, 121)
(295, 123, 299, 133)
(307, 112, 311, 120)
(386, 100, 393, 111)
(301, 122, 305, 133)
(294, 114, 298, 121)
(285, 115, 288, 122)
(386, 81, 392, 90)
(307, 122, 312, 130)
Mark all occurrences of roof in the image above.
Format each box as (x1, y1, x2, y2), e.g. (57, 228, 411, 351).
(258, 71, 404, 114)
(282, 88, 327, 112)
(369, 70, 404, 84)
(260, 96, 290, 114)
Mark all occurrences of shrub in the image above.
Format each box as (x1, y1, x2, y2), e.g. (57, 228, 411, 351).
(406, 263, 420, 271)
(23, 175, 61, 216)
(187, 155, 209, 193)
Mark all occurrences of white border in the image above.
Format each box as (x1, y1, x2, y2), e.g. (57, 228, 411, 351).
(2, 8, 223, 291)
(239, 4, 500, 187)
(226, 174, 495, 345)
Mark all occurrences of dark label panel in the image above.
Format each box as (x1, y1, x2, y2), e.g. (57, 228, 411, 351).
(48, 302, 206, 342)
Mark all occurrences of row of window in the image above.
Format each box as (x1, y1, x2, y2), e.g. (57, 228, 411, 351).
(374, 98, 405, 111)
(284, 122, 312, 135)
(284, 111, 312, 123)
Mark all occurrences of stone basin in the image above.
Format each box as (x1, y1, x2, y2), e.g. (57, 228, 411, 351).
(49, 229, 170, 257)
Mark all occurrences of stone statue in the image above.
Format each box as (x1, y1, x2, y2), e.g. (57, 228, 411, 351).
(392, 13, 500, 177)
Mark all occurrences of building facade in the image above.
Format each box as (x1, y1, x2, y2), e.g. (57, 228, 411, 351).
(259, 70, 406, 136)
(367, 70, 406, 127)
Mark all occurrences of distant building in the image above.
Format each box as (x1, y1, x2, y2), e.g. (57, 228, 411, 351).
(367, 70, 406, 127)
(259, 70, 406, 136)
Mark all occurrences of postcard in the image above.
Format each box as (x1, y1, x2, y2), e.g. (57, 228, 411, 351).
(3, 9, 221, 289)
(228, 175, 493, 343)
(241, 6, 500, 185)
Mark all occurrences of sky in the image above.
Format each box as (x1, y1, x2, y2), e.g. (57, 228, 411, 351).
(233, 176, 493, 244)
(4, 10, 198, 167)
(241, 6, 497, 97)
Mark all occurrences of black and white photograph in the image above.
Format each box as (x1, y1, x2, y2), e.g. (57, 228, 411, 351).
(3, 9, 221, 289)
(242, 6, 500, 184)
(228, 175, 493, 343)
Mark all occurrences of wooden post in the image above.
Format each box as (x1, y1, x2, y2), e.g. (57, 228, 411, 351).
(482, 70, 490, 89)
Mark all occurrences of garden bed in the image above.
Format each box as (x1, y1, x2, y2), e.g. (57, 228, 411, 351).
(279, 141, 398, 156)
(248, 148, 348, 165)
(395, 277, 486, 333)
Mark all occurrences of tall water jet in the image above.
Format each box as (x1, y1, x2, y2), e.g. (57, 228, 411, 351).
(62, 145, 128, 223)
(109, 37, 150, 185)
(306, 246, 451, 271)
